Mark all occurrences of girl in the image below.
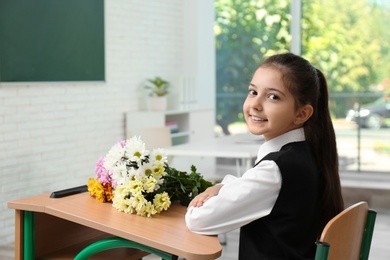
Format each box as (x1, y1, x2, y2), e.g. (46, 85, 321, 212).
(185, 53, 344, 259)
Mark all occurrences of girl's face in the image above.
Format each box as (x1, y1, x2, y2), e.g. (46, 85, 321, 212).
(243, 67, 308, 141)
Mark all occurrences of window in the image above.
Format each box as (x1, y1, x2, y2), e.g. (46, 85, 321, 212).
(215, 0, 390, 172)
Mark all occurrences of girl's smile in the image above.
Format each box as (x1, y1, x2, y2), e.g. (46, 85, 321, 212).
(250, 116, 268, 122)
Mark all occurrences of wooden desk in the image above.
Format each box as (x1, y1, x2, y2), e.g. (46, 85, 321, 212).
(8, 192, 222, 260)
(165, 134, 263, 176)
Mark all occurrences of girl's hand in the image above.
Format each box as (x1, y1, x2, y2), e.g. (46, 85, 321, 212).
(187, 184, 223, 209)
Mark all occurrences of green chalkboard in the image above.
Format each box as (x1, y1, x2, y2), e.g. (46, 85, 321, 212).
(0, 0, 104, 82)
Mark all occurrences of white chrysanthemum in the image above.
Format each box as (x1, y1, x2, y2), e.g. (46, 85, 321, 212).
(150, 148, 168, 165)
(103, 142, 126, 170)
(125, 136, 149, 164)
(138, 163, 154, 178)
(110, 161, 127, 185)
(127, 167, 139, 180)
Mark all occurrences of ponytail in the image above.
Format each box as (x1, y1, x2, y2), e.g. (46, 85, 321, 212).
(306, 69, 344, 230)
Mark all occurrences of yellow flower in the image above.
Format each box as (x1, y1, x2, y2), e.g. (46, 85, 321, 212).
(138, 200, 157, 217)
(143, 176, 157, 193)
(128, 179, 144, 194)
(87, 178, 106, 203)
(103, 183, 114, 202)
(87, 178, 114, 203)
(133, 193, 147, 212)
(123, 197, 136, 214)
(112, 185, 129, 212)
(154, 192, 171, 213)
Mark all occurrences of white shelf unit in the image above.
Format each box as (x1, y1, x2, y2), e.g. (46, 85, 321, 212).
(125, 108, 214, 145)
(166, 111, 191, 145)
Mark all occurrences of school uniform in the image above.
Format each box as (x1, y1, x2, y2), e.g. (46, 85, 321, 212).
(185, 128, 322, 259)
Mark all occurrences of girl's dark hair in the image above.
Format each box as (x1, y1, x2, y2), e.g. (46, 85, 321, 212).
(260, 52, 344, 232)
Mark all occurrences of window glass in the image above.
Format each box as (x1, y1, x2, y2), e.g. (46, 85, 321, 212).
(215, 0, 390, 172)
(301, 0, 390, 172)
(215, 0, 291, 135)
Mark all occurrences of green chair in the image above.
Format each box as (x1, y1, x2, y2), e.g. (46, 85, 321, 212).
(315, 201, 377, 260)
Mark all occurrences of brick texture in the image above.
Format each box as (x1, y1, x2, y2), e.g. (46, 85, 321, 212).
(0, 0, 214, 246)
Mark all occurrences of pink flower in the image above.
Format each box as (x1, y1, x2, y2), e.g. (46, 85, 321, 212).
(95, 156, 111, 185)
(118, 140, 126, 148)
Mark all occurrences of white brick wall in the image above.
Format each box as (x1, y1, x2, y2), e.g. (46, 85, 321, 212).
(0, 0, 215, 248)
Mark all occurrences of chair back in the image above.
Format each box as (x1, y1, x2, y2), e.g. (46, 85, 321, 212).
(315, 201, 376, 260)
(129, 127, 172, 149)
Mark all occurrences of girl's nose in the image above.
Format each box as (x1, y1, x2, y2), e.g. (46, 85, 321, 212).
(253, 99, 263, 111)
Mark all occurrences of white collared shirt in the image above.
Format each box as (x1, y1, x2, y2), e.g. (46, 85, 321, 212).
(185, 128, 306, 235)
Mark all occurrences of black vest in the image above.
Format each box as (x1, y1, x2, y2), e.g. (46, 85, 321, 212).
(239, 141, 322, 260)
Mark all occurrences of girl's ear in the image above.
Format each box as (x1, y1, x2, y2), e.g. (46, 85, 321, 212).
(294, 104, 313, 125)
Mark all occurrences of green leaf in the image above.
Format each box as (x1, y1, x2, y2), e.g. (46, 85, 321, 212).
(160, 164, 214, 206)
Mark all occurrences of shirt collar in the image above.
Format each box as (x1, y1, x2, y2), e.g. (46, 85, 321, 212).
(256, 128, 306, 161)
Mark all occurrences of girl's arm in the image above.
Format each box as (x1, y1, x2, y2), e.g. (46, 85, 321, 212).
(185, 160, 282, 235)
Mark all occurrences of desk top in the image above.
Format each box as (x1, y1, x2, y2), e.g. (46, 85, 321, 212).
(166, 133, 263, 159)
(8, 192, 222, 260)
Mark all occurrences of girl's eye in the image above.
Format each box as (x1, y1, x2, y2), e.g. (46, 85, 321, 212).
(268, 94, 279, 100)
(248, 89, 257, 96)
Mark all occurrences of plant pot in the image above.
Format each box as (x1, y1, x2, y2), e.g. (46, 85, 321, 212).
(149, 96, 167, 111)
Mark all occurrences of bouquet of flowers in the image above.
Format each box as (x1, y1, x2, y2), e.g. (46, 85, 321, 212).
(87, 136, 213, 217)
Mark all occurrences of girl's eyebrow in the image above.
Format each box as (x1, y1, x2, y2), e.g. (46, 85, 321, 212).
(250, 83, 287, 97)
(266, 87, 287, 97)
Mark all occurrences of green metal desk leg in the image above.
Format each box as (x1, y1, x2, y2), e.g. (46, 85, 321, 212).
(74, 237, 178, 260)
(23, 211, 35, 260)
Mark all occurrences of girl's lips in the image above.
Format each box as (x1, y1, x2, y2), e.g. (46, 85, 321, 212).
(251, 115, 268, 121)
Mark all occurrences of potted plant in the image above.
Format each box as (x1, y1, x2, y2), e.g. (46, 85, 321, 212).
(144, 76, 170, 110)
